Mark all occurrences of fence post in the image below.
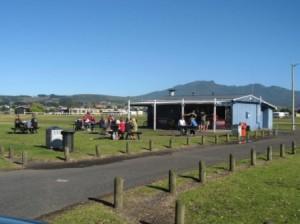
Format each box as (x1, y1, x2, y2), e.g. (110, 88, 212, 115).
(292, 141, 296, 155)
(126, 142, 130, 154)
(214, 135, 218, 144)
(201, 135, 205, 145)
(149, 139, 153, 151)
(229, 154, 236, 172)
(95, 145, 100, 158)
(169, 138, 173, 149)
(199, 160, 206, 184)
(64, 147, 70, 162)
(22, 151, 28, 167)
(8, 146, 14, 161)
(186, 136, 190, 145)
(114, 177, 124, 210)
(267, 146, 272, 161)
(226, 134, 230, 143)
(280, 144, 285, 158)
(250, 148, 256, 166)
(175, 200, 185, 224)
(169, 170, 176, 195)
(0, 145, 4, 156)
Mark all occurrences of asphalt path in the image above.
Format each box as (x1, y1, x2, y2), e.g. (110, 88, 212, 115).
(0, 131, 298, 219)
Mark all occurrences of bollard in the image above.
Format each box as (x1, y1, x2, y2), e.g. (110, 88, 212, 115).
(64, 147, 70, 162)
(292, 141, 296, 155)
(250, 148, 256, 166)
(214, 135, 218, 144)
(8, 146, 14, 161)
(201, 135, 205, 145)
(149, 139, 153, 151)
(0, 145, 4, 156)
(175, 200, 185, 224)
(169, 170, 176, 195)
(254, 131, 258, 139)
(114, 177, 124, 210)
(169, 138, 173, 149)
(229, 154, 236, 172)
(267, 146, 272, 161)
(126, 142, 130, 154)
(186, 136, 190, 145)
(95, 145, 101, 158)
(262, 130, 265, 138)
(226, 134, 230, 143)
(199, 160, 206, 184)
(280, 144, 285, 158)
(22, 151, 28, 167)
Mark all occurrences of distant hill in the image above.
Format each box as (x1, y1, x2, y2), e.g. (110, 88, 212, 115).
(0, 81, 298, 108)
(138, 81, 299, 108)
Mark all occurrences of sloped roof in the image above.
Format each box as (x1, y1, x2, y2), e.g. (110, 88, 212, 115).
(131, 94, 277, 109)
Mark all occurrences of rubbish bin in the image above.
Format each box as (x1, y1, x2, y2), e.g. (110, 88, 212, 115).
(46, 127, 63, 150)
(62, 130, 75, 152)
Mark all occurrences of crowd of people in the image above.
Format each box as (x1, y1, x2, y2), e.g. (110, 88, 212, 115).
(14, 114, 39, 134)
(76, 112, 139, 140)
(178, 111, 210, 135)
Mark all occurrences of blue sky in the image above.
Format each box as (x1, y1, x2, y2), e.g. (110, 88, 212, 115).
(0, 0, 299, 96)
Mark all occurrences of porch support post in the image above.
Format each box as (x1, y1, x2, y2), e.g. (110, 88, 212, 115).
(213, 98, 217, 133)
(181, 99, 185, 118)
(127, 99, 131, 120)
(153, 100, 157, 131)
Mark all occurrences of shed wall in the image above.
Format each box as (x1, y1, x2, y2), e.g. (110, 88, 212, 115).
(232, 103, 262, 130)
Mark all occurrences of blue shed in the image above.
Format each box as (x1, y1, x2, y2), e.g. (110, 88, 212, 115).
(130, 94, 277, 131)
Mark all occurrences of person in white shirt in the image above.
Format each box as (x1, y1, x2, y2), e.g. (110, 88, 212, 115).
(178, 117, 187, 135)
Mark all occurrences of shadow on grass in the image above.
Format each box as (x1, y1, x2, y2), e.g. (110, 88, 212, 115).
(213, 166, 227, 171)
(140, 221, 152, 224)
(56, 156, 65, 161)
(178, 174, 199, 182)
(146, 184, 169, 193)
(88, 197, 114, 208)
(34, 145, 49, 150)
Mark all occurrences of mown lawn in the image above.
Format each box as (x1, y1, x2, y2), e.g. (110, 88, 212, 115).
(0, 114, 241, 166)
(44, 148, 300, 224)
(180, 154, 300, 224)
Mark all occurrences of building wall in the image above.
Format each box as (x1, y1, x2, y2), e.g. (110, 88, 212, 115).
(262, 108, 273, 129)
(232, 103, 262, 130)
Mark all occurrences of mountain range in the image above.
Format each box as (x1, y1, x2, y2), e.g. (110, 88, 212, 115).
(0, 81, 298, 109)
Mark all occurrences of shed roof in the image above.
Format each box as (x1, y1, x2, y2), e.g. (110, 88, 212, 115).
(131, 94, 277, 110)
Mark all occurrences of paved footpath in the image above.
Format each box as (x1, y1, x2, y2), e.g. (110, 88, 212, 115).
(0, 131, 298, 219)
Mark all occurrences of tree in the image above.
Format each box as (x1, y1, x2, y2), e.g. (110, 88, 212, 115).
(31, 102, 45, 112)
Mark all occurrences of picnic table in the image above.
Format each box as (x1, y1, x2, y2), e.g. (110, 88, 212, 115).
(12, 121, 39, 134)
(107, 130, 143, 140)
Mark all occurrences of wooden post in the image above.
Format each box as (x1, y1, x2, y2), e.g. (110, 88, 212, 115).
(8, 146, 14, 161)
(254, 131, 258, 139)
(169, 170, 176, 195)
(0, 145, 4, 156)
(226, 134, 230, 143)
(114, 177, 124, 210)
(267, 146, 272, 161)
(149, 139, 153, 151)
(64, 147, 70, 162)
(250, 148, 256, 166)
(126, 142, 130, 154)
(262, 130, 265, 138)
(201, 135, 205, 145)
(95, 145, 100, 158)
(292, 141, 296, 155)
(186, 136, 190, 145)
(229, 154, 236, 172)
(169, 138, 173, 149)
(280, 144, 285, 158)
(199, 160, 206, 184)
(22, 151, 28, 167)
(175, 200, 185, 224)
(214, 135, 218, 144)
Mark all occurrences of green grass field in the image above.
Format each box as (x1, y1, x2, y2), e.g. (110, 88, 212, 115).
(0, 114, 241, 167)
(0, 114, 297, 169)
(44, 147, 300, 224)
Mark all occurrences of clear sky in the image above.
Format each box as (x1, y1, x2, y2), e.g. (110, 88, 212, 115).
(0, 0, 299, 96)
